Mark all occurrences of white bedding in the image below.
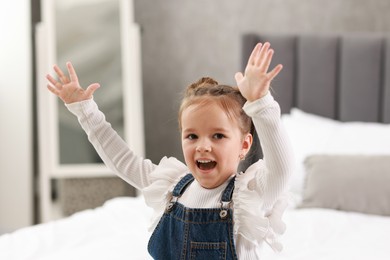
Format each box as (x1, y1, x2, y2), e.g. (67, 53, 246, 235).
(1, 196, 390, 260)
(0, 197, 153, 260)
(262, 208, 390, 260)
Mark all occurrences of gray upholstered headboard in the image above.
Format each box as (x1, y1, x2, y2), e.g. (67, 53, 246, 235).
(240, 33, 390, 169)
(242, 33, 390, 123)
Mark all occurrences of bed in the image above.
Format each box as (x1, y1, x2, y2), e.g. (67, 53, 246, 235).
(242, 33, 390, 260)
(1, 195, 390, 260)
(1, 33, 390, 259)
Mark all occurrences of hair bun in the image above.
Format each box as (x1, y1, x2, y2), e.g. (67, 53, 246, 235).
(186, 77, 219, 96)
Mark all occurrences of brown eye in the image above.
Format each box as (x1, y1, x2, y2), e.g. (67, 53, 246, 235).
(213, 133, 225, 139)
(187, 134, 198, 140)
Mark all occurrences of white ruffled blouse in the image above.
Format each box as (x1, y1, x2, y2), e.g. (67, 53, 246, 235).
(66, 92, 294, 259)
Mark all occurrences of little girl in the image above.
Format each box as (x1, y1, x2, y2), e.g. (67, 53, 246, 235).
(47, 42, 293, 259)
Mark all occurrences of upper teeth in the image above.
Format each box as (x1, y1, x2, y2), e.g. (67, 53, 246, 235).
(197, 160, 212, 163)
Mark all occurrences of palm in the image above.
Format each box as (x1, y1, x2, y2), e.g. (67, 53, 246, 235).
(235, 43, 282, 102)
(46, 62, 100, 104)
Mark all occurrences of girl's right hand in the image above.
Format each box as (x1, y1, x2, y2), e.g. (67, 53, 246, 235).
(46, 62, 100, 104)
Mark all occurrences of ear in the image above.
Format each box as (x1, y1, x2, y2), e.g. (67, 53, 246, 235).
(241, 133, 253, 156)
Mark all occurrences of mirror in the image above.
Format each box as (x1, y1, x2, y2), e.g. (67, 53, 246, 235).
(55, 0, 124, 164)
(37, 0, 144, 222)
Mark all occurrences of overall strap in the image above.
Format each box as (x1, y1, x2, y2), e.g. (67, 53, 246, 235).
(219, 176, 236, 219)
(221, 176, 236, 203)
(172, 173, 194, 197)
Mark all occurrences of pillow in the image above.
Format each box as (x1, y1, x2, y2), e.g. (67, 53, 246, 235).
(281, 110, 339, 198)
(299, 154, 390, 216)
(282, 108, 390, 200)
(288, 108, 390, 154)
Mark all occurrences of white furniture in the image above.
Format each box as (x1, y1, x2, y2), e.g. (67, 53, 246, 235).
(36, 0, 144, 222)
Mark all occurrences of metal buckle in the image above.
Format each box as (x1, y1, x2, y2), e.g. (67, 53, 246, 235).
(219, 201, 231, 219)
(166, 202, 175, 212)
(166, 196, 178, 212)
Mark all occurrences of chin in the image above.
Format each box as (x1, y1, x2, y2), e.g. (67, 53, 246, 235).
(197, 177, 222, 189)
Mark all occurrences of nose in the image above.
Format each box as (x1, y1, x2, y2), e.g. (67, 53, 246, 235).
(196, 139, 212, 152)
(196, 146, 212, 152)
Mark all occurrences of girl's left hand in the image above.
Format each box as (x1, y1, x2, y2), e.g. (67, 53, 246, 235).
(235, 42, 283, 102)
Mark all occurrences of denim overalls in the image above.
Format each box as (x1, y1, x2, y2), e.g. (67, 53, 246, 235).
(148, 174, 238, 260)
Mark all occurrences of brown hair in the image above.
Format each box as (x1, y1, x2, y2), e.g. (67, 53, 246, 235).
(178, 77, 253, 136)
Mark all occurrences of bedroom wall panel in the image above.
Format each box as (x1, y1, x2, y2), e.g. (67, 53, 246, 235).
(338, 36, 383, 122)
(296, 36, 339, 119)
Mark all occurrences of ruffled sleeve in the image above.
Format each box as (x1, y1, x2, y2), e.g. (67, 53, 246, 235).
(235, 93, 293, 253)
(233, 160, 290, 252)
(142, 156, 188, 232)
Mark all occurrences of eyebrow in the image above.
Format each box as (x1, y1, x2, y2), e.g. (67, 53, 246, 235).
(212, 127, 229, 133)
(182, 127, 230, 133)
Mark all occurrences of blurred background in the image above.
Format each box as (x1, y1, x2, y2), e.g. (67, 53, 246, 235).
(1, 0, 390, 234)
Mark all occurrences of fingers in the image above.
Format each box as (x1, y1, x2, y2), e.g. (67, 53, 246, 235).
(53, 64, 69, 84)
(260, 48, 275, 73)
(47, 83, 59, 96)
(234, 72, 244, 84)
(46, 74, 62, 90)
(66, 62, 79, 83)
(247, 42, 270, 66)
(250, 42, 282, 77)
(247, 42, 276, 70)
(247, 43, 262, 66)
(47, 64, 70, 93)
(256, 42, 271, 67)
(85, 83, 100, 97)
(268, 64, 283, 81)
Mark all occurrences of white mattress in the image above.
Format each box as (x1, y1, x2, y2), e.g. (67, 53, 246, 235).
(262, 207, 390, 260)
(1, 196, 389, 260)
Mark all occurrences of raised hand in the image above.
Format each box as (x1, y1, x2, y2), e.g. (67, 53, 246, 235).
(235, 42, 282, 102)
(46, 62, 100, 104)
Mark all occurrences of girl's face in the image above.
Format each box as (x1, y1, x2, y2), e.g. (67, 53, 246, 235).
(181, 102, 252, 189)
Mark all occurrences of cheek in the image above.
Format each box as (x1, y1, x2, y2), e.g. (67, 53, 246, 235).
(181, 142, 193, 162)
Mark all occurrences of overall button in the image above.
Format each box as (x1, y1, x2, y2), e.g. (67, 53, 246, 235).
(166, 202, 175, 212)
(219, 209, 228, 219)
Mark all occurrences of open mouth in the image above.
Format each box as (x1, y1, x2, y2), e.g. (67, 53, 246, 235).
(196, 160, 217, 171)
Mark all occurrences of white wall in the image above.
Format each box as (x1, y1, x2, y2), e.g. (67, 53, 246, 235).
(0, 1, 33, 232)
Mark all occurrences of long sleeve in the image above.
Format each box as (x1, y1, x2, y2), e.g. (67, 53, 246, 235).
(230, 93, 293, 256)
(66, 98, 156, 190)
(243, 92, 294, 210)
